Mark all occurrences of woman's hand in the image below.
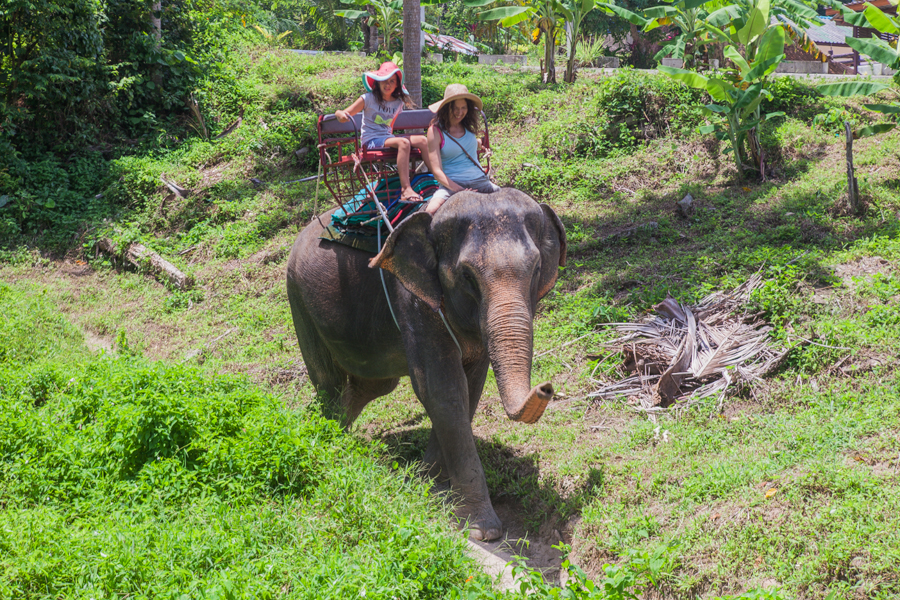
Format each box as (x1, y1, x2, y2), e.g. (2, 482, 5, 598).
(448, 182, 473, 193)
(335, 110, 349, 123)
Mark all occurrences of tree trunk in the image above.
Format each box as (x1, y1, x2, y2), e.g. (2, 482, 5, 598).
(403, 0, 423, 107)
(151, 0, 162, 87)
(151, 0, 161, 43)
(365, 5, 379, 54)
(544, 30, 556, 83)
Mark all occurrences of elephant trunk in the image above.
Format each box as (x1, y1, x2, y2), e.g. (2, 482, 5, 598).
(484, 294, 553, 424)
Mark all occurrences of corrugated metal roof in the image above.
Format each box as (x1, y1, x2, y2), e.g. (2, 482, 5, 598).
(805, 20, 854, 45)
(424, 33, 479, 56)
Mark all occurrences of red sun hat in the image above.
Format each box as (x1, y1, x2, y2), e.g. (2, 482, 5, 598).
(363, 61, 410, 96)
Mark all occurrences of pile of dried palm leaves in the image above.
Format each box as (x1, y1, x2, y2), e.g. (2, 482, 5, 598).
(588, 274, 789, 417)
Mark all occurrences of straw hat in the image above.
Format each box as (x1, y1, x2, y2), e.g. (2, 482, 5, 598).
(428, 84, 484, 113)
(363, 61, 410, 96)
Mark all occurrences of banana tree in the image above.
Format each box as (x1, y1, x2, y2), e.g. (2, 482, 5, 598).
(646, 0, 713, 70)
(558, 0, 598, 82)
(337, 0, 403, 53)
(660, 0, 787, 179)
(467, 0, 562, 83)
(817, 1, 900, 139)
(596, 0, 724, 70)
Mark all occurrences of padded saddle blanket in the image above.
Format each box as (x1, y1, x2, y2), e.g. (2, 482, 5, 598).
(320, 173, 438, 254)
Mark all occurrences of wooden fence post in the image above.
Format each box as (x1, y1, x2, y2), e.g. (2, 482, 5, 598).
(845, 121, 860, 215)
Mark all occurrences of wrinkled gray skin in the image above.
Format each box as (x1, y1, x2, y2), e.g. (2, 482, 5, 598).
(286, 188, 566, 541)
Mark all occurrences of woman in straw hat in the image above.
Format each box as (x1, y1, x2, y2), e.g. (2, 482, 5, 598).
(424, 84, 500, 214)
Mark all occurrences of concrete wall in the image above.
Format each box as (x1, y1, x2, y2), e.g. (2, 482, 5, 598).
(478, 55, 527, 66)
(660, 58, 719, 69)
(289, 50, 366, 57)
(775, 60, 828, 74)
(592, 57, 620, 68)
(425, 53, 443, 64)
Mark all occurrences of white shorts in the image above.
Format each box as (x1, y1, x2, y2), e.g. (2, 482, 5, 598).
(430, 178, 500, 204)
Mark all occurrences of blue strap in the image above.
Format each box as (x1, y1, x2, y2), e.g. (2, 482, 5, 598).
(377, 225, 401, 331)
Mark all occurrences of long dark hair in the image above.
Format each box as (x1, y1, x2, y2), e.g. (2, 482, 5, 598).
(432, 99, 480, 135)
(372, 74, 414, 109)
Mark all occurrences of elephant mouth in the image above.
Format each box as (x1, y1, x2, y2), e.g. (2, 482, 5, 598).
(504, 382, 554, 424)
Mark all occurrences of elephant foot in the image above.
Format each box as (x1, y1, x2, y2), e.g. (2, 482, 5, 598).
(457, 506, 503, 542)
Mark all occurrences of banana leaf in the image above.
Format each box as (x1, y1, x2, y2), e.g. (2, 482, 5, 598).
(755, 25, 785, 67)
(864, 103, 900, 114)
(734, 82, 763, 112)
(864, 4, 899, 34)
(335, 9, 368, 18)
(817, 81, 890, 97)
(724, 45, 750, 78)
(479, 5, 533, 25)
(845, 36, 898, 68)
(644, 5, 678, 18)
(596, 2, 649, 26)
(777, 0, 819, 20)
(855, 123, 897, 139)
(738, 0, 770, 46)
(744, 53, 784, 82)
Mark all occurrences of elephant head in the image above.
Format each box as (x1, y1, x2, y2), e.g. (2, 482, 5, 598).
(370, 189, 567, 424)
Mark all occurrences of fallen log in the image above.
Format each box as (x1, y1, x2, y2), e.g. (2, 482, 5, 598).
(98, 238, 193, 290)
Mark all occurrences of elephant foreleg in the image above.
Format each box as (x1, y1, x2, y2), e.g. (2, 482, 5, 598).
(422, 355, 489, 481)
(407, 340, 502, 541)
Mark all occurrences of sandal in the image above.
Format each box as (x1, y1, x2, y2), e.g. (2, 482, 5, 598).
(401, 191, 424, 202)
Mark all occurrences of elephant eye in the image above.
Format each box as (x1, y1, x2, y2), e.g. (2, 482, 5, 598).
(462, 271, 480, 297)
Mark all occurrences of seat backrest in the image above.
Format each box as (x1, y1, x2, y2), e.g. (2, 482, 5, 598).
(319, 113, 362, 137)
(392, 109, 436, 132)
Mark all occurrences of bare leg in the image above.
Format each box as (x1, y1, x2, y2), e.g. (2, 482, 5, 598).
(409, 134, 433, 174)
(425, 193, 449, 215)
(382, 137, 419, 200)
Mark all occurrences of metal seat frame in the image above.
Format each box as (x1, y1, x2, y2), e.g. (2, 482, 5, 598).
(316, 108, 492, 224)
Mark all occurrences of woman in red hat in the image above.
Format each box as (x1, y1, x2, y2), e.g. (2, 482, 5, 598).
(335, 61, 431, 202)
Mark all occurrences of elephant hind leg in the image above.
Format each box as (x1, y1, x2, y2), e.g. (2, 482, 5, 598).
(340, 375, 400, 427)
(288, 288, 347, 419)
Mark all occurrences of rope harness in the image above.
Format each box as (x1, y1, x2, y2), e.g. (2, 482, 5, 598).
(361, 157, 462, 357)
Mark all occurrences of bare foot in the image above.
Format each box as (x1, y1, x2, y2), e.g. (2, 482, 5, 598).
(401, 187, 423, 202)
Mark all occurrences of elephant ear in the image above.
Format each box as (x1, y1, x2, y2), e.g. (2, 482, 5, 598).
(369, 211, 442, 311)
(537, 203, 567, 299)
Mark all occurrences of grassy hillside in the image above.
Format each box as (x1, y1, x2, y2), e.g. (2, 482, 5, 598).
(3, 51, 900, 599)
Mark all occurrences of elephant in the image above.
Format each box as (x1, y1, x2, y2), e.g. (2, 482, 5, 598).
(285, 187, 567, 541)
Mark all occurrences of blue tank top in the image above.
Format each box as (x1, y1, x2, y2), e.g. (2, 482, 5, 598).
(440, 129, 485, 183)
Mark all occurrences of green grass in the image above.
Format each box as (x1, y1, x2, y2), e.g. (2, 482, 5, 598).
(3, 53, 900, 599)
(0, 281, 480, 599)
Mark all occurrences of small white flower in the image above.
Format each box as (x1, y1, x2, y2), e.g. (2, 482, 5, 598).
(359, 588, 366, 597)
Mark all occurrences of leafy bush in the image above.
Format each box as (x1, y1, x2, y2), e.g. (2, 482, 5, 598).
(0, 281, 477, 599)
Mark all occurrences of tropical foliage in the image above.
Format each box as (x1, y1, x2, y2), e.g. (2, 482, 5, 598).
(468, 0, 565, 82)
(658, 0, 789, 178)
(817, 1, 900, 139)
(337, 0, 404, 53)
